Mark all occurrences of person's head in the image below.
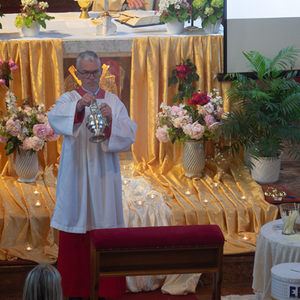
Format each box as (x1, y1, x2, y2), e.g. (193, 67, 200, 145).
(23, 264, 63, 300)
(76, 51, 102, 94)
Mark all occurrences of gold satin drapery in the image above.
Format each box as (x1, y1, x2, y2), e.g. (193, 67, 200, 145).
(0, 40, 63, 263)
(130, 36, 278, 254)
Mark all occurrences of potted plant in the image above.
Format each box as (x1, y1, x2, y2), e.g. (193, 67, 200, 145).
(217, 45, 300, 184)
(192, 0, 223, 33)
(155, 0, 190, 34)
(14, 0, 54, 37)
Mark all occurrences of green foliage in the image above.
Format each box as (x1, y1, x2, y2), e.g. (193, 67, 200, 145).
(216, 45, 300, 161)
(169, 58, 200, 103)
(192, 0, 223, 25)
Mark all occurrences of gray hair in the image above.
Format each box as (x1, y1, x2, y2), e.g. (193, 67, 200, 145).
(76, 51, 101, 70)
(23, 264, 63, 300)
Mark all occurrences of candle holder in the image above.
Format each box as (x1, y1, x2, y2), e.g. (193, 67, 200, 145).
(280, 203, 299, 235)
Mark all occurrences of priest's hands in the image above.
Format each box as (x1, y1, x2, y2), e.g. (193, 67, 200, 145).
(100, 103, 112, 124)
(78, 93, 96, 110)
(127, 0, 145, 9)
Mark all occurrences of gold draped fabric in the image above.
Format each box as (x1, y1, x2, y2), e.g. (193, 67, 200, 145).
(0, 36, 278, 263)
(130, 36, 278, 254)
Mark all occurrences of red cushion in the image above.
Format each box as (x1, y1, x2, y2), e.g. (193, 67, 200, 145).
(90, 225, 224, 250)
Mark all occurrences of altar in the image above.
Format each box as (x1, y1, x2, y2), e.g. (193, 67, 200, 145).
(0, 11, 278, 290)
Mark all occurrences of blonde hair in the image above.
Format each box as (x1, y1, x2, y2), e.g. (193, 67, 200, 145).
(23, 264, 63, 300)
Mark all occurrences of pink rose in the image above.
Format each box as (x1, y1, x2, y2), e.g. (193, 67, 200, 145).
(45, 122, 59, 141)
(8, 59, 15, 67)
(33, 124, 48, 139)
(22, 138, 32, 150)
(204, 114, 216, 127)
(0, 135, 8, 144)
(155, 125, 170, 143)
(0, 79, 6, 85)
(183, 122, 204, 140)
(10, 65, 18, 72)
(176, 65, 190, 78)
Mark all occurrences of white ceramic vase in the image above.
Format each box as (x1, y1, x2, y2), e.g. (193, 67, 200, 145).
(21, 21, 40, 37)
(203, 18, 222, 34)
(14, 148, 39, 183)
(250, 156, 281, 184)
(165, 19, 185, 35)
(182, 140, 205, 178)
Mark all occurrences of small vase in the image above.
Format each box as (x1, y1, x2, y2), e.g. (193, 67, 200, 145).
(21, 21, 40, 37)
(165, 19, 185, 35)
(203, 18, 222, 34)
(182, 140, 205, 178)
(15, 148, 39, 183)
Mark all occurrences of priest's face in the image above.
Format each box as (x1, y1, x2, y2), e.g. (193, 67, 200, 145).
(76, 58, 102, 94)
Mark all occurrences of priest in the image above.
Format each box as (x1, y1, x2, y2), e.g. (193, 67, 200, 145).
(48, 51, 137, 300)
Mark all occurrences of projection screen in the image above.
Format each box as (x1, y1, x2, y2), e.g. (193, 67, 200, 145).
(223, 0, 300, 77)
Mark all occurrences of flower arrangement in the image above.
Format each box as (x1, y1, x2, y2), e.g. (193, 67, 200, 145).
(155, 88, 224, 144)
(169, 58, 199, 103)
(0, 91, 59, 156)
(14, 0, 54, 29)
(192, 0, 223, 28)
(0, 59, 18, 87)
(156, 0, 190, 23)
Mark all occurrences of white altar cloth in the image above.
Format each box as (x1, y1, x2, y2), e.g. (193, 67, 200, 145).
(120, 163, 201, 295)
(0, 12, 223, 57)
(252, 219, 300, 300)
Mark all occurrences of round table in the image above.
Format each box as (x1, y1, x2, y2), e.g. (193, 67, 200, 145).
(252, 219, 300, 300)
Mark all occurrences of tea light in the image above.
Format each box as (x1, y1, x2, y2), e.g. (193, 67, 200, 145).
(148, 194, 157, 199)
(33, 188, 40, 197)
(241, 195, 247, 200)
(184, 188, 192, 195)
(35, 200, 41, 207)
(242, 234, 249, 241)
(122, 179, 130, 185)
(211, 182, 220, 188)
(136, 200, 143, 206)
(26, 244, 32, 252)
(203, 199, 209, 205)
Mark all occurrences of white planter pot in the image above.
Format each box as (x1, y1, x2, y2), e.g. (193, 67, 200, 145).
(182, 140, 205, 178)
(15, 148, 39, 183)
(203, 18, 222, 34)
(250, 156, 281, 184)
(165, 19, 185, 35)
(21, 21, 40, 37)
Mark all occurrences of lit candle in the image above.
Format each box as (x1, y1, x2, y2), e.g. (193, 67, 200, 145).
(33, 188, 40, 197)
(149, 194, 156, 199)
(203, 199, 209, 204)
(241, 195, 246, 200)
(123, 179, 130, 185)
(35, 200, 41, 207)
(184, 188, 192, 195)
(212, 182, 219, 188)
(242, 235, 249, 241)
(26, 244, 32, 252)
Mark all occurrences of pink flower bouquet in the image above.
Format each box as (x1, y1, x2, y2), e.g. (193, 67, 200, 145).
(156, 89, 224, 144)
(0, 91, 59, 155)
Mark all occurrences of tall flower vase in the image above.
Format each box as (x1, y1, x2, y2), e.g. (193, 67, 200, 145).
(203, 18, 222, 34)
(21, 21, 40, 37)
(15, 148, 39, 183)
(182, 141, 205, 178)
(165, 19, 185, 35)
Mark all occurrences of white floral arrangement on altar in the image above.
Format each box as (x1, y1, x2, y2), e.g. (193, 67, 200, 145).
(0, 91, 59, 156)
(155, 89, 224, 144)
(14, 0, 54, 29)
(155, 0, 190, 23)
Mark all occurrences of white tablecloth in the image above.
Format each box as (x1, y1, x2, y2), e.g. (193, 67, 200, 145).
(120, 162, 201, 295)
(252, 219, 300, 300)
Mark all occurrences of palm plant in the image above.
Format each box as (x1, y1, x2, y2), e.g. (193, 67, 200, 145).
(217, 45, 300, 162)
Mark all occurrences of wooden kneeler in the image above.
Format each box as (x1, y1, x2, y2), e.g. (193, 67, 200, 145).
(90, 225, 225, 300)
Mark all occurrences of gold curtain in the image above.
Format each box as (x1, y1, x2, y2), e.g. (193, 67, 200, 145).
(0, 40, 64, 170)
(130, 36, 278, 254)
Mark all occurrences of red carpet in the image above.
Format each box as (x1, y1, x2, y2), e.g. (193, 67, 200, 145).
(121, 289, 198, 299)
